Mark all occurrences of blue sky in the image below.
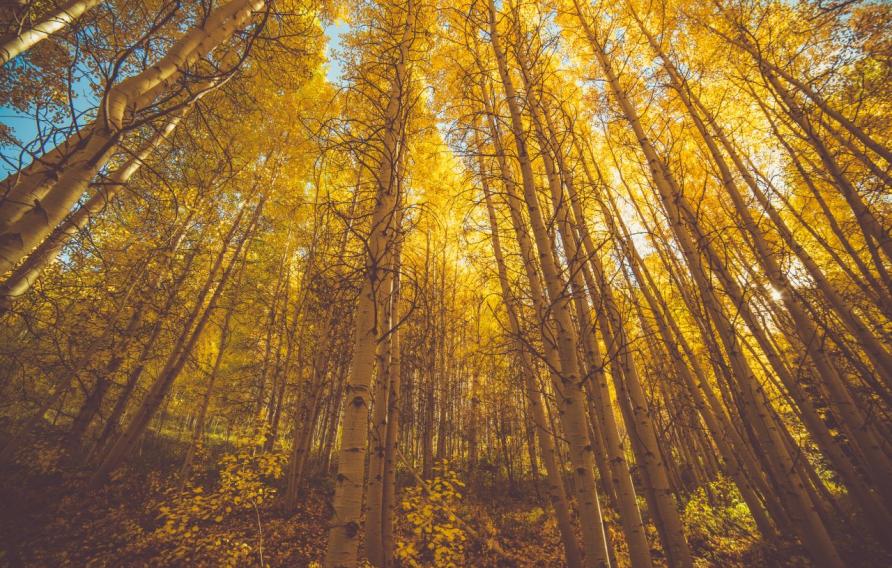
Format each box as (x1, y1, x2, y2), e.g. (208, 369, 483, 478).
(325, 19, 348, 85)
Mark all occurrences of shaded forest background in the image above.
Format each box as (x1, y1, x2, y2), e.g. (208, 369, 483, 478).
(1, 0, 891, 566)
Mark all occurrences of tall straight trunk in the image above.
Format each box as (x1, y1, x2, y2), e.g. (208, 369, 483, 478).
(572, 5, 844, 565)
(520, 59, 687, 564)
(323, 2, 413, 564)
(366, 244, 394, 567)
(285, 309, 335, 507)
(485, 3, 611, 564)
(381, 240, 403, 568)
(479, 71, 615, 564)
(255, 258, 287, 428)
(264, 332, 292, 452)
(480, 154, 583, 568)
(420, 233, 435, 480)
(520, 77, 658, 567)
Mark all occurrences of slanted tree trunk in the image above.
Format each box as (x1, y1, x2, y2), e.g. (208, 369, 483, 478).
(572, 4, 844, 565)
(481, 165, 583, 568)
(0, 0, 266, 274)
(0, 0, 101, 65)
(93, 193, 264, 482)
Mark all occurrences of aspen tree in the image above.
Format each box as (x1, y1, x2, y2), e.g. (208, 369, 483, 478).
(512, 48, 657, 567)
(570, 2, 845, 565)
(324, 0, 415, 564)
(485, 1, 612, 563)
(0, 0, 267, 274)
(93, 191, 266, 481)
(178, 286, 239, 491)
(0, 0, 101, 65)
(381, 237, 403, 568)
(479, 143, 583, 568)
(0, 110, 188, 309)
(626, 5, 892, 518)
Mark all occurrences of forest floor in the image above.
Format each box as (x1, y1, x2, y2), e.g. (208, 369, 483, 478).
(0, 425, 889, 567)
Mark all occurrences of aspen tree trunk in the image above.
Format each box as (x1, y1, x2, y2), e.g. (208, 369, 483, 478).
(480, 154, 583, 568)
(632, 5, 892, 370)
(523, 68, 692, 564)
(479, 70, 617, 564)
(468, 367, 480, 472)
(757, 67, 892, 264)
(366, 245, 394, 567)
(261, 274, 289, 447)
(103, 0, 266, 130)
(757, 105, 892, 306)
(255, 259, 288, 430)
(0, 112, 184, 308)
(319, 346, 351, 477)
(480, 93, 610, 566)
(93, 194, 264, 482)
(434, 246, 450, 464)
(264, 327, 293, 452)
(89, 233, 207, 461)
(594, 163, 778, 537)
(0, 0, 265, 273)
(286, 199, 355, 505)
(266, 256, 305, 453)
(285, 308, 335, 507)
(0, 0, 101, 65)
(521, 397, 540, 483)
(0, 129, 93, 230)
(485, 3, 611, 564)
(630, 12, 892, 523)
(0, 126, 119, 273)
(711, 11, 892, 166)
(324, 2, 413, 564)
(630, 166, 802, 532)
(421, 236, 435, 480)
(674, 68, 892, 383)
(520, 82, 658, 567)
(575, 203, 690, 568)
(381, 239, 403, 568)
(635, 17, 892, 474)
(62, 200, 199, 454)
(573, 6, 844, 565)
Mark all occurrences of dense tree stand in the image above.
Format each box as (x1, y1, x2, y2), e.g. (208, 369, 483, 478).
(1, 0, 891, 566)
